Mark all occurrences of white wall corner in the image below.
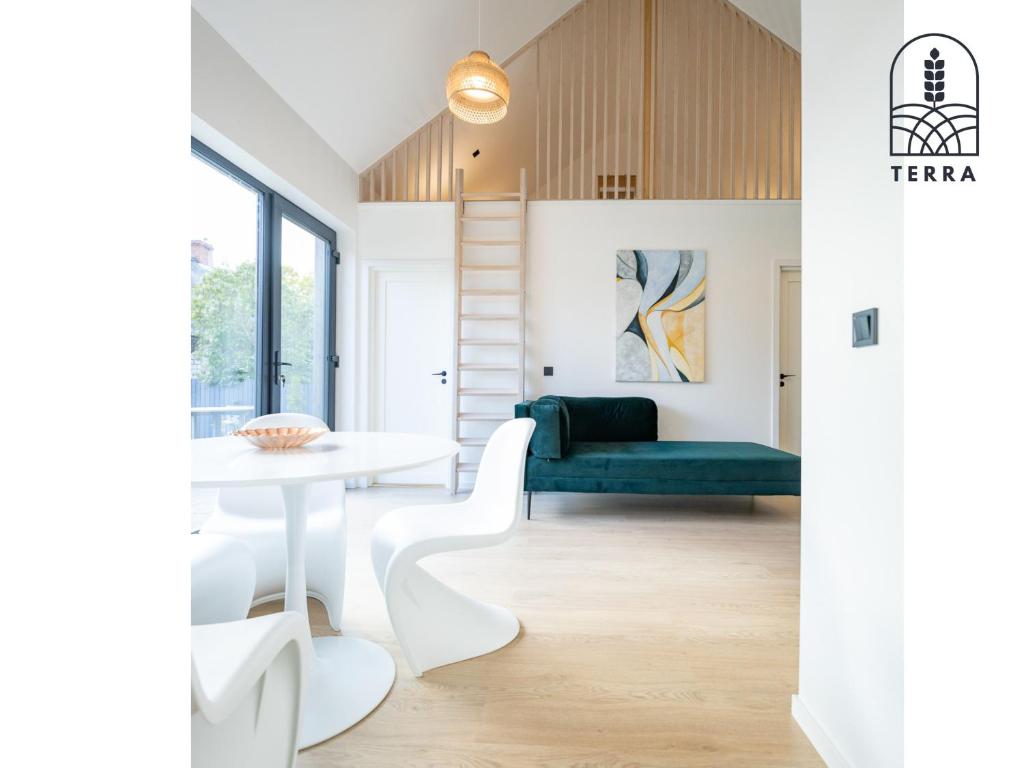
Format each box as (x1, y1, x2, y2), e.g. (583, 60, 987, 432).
(792, 695, 855, 768)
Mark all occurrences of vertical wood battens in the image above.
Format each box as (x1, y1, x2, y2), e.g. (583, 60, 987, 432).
(682, 0, 690, 198)
(653, 0, 661, 198)
(557, 20, 564, 200)
(715, 0, 725, 198)
(709, 1, 717, 198)
(670, 0, 679, 199)
(569, 9, 576, 200)
(580, 2, 587, 200)
(598, 0, 606, 201)
(740, 15, 749, 198)
(622, 0, 630, 201)
(613, 1, 621, 199)
(728, 6, 737, 199)
(359, 0, 800, 202)
(591, 0, 598, 199)
(546, 31, 552, 200)
(536, 34, 544, 201)
(790, 42, 798, 199)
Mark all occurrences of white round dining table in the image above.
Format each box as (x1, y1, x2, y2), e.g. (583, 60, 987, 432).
(191, 431, 459, 749)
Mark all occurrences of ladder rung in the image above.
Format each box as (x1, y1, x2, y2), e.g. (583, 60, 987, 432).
(457, 438, 488, 446)
(460, 289, 520, 296)
(459, 338, 519, 346)
(458, 363, 520, 371)
(460, 314, 520, 321)
(462, 240, 520, 246)
(459, 388, 520, 396)
(460, 264, 520, 271)
(457, 462, 480, 472)
(462, 193, 520, 200)
(458, 412, 508, 421)
(461, 215, 519, 221)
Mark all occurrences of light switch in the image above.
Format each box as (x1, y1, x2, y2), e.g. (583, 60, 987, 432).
(852, 308, 878, 347)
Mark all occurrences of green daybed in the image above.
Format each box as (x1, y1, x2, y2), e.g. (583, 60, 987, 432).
(514, 396, 800, 519)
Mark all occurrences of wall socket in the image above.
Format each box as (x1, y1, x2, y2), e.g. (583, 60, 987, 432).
(543, 366, 554, 376)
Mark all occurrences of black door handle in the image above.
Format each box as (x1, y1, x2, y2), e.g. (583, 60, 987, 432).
(272, 351, 292, 385)
(431, 370, 447, 377)
(780, 373, 795, 379)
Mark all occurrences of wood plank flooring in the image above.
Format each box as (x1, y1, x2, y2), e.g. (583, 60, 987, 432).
(194, 488, 821, 767)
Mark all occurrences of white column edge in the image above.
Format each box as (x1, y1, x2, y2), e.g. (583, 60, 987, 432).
(791, 694, 855, 768)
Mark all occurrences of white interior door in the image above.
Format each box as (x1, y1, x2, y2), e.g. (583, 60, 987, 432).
(371, 264, 453, 484)
(779, 268, 802, 454)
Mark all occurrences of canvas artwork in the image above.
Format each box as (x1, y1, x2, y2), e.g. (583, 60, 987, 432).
(616, 249, 706, 382)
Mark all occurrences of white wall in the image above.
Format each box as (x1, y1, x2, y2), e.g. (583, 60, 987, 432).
(794, 1, 903, 767)
(357, 203, 456, 264)
(355, 203, 456, 438)
(355, 200, 798, 446)
(191, 8, 361, 431)
(191, 9, 359, 228)
(526, 201, 800, 443)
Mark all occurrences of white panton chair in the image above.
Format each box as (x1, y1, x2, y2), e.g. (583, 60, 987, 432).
(191, 613, 309, 768)
(191, 533, 257, 625)
(370, 417, 535, 676)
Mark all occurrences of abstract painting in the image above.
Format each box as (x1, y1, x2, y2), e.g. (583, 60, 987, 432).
(616, 249, 706, 382)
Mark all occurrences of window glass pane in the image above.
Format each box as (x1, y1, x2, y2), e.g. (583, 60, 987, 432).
(190, 154, 259, 437)
(280, 216, 328, 419)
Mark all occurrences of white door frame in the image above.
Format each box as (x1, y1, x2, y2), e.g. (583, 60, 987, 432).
(359, 258, 454, 486)
(769, 260, 801, 448)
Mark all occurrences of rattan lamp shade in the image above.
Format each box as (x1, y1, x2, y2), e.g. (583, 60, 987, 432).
(446, 50, 510, 124)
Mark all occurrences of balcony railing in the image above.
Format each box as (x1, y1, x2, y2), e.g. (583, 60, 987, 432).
(191, 404, 255, 439)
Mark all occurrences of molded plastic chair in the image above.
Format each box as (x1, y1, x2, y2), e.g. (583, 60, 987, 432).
(191, 533, 257, 626)
(191, 613, 309, 768)
(200, 413, 347, 629)
(370, 418, 535, 676)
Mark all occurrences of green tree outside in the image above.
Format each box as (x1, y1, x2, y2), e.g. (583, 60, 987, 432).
(191, 263, 314, 412)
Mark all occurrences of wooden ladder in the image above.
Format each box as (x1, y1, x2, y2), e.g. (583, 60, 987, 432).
(450, 168, 527, 492)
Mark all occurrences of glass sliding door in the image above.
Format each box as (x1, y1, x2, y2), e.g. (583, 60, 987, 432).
(190, 151, 262, 438)
(272, 199, 336, 424)
(191, 139, 337, 436)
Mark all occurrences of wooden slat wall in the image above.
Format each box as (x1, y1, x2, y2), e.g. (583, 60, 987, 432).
(534, 0, 800, 200)
(359, 0, 800, 202)
(360, 111, 455, 202)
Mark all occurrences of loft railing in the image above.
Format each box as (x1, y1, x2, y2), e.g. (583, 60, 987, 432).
(358, 0, 800, 202)
(360, 112, 455, 203)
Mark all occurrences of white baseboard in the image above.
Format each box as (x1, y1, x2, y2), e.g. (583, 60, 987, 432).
(791, 695, 854, 768)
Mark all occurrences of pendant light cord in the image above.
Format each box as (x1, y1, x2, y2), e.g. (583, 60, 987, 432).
(477, 0, 481, 50)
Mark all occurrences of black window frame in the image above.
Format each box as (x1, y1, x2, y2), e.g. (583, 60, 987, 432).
(191, 137, 338, 429)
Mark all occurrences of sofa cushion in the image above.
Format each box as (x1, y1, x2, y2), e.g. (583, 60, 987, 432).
(559, 397, 658, 442)
(527, 441, 800, 485)
(513, 401, 532, 420)
(516, 397, 570, 458)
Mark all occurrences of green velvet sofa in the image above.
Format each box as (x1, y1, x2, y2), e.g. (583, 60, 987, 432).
(514, 396, 800, 518)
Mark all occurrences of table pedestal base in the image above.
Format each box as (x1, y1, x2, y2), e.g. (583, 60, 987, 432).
(298, 636, 396, 749)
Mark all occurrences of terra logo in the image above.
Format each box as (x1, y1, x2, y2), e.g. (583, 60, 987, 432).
(889, 33, 978, 183)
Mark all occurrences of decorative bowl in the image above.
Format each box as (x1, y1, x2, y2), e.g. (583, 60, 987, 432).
(233, 426, 329, 451)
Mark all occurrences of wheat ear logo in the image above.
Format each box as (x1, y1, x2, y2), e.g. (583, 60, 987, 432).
(890, 33, 978, 155)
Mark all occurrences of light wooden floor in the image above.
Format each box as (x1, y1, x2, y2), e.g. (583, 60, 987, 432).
(194, 488, 821, 767)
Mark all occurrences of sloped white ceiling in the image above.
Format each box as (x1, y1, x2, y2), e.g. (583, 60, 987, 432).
(192, 0, 578, 172)
(192, 0, 799, 172)
(729, 0, 800, 51)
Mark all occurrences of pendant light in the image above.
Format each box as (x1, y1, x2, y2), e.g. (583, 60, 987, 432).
(445, 0, 510, 124)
